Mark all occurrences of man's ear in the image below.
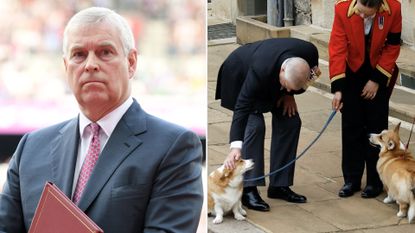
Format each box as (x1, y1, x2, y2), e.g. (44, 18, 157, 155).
(127, 49, 138, 79)
(63, 57, 68, 72)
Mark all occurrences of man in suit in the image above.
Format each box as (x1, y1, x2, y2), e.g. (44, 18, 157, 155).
(329, 0, 401, 198)
(215, 38, 320, 211)
(0, 7, 203, 233)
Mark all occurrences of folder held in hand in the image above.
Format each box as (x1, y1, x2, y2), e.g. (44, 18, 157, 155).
(29, 182, 104, 233)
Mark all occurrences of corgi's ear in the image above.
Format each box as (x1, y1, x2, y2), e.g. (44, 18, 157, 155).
(387, 140, 395, 150)
(394, 122, 401, 134)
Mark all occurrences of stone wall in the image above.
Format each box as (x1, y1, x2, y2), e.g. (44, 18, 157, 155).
(210, 0, 238, 23)
(401, 0, 415, 45)
(295, 0, 312, 25)
(211, 0, 268, 24)
(211, 0, 314, 26)
(310, 0, 336, 29)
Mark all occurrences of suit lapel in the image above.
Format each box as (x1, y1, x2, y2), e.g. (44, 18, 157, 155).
(50, 118, 80, 197)
(78, 101, 147, 211)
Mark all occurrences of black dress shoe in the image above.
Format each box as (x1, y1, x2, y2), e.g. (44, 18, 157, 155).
(361, 185, 383, 198)
(241, 187, 270, 212)
(267, 186, 307, 203)
(338, 183, 361, 197)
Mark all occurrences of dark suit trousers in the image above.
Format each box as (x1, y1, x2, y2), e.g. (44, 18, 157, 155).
(242, 108, 301, 187)
(341, 66, 388, 187)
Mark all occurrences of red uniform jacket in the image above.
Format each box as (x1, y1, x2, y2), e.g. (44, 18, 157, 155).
(329, 0, 401, 93)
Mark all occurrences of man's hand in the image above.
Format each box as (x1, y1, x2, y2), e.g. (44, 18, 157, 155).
(361, 80, 379, 100)
(224, 148, 241, 169)
(332, 91, 343, 111)
(310, 66, 321, 80)
(277, 95, 297, 117)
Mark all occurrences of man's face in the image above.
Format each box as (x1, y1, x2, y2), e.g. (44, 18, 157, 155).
(63, 22, 137, 117)
(279, 70, 300, 93)
(356, 1, 377, 19)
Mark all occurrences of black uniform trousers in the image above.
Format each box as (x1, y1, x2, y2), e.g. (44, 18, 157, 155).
(341, 64, 388, 187)
(242, 107, 301, 187)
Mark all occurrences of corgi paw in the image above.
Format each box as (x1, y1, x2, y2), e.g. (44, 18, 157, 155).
(212, 216, 223, 224)
(383, 196, 395, 204)
(234, 214, 246, 221)
(240, 208, 247, 216)
(397, 211, 407, 218)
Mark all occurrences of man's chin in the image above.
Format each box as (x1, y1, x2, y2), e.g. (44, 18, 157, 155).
(80, 94, 110, 107)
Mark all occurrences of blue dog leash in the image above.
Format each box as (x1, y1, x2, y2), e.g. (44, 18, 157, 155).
(244, 110, 337, 182)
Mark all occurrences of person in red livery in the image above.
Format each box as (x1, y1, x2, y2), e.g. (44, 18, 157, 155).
(329, 0, 401, 198)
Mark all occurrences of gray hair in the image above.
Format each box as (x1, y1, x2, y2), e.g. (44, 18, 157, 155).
(62, 7, 135, 56)
(282, 57, 311, 90)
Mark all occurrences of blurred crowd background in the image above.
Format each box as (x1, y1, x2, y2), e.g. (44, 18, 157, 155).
(0, 0, 206, 160)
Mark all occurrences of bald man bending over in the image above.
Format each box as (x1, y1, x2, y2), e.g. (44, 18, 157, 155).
(215, 38, 320, 212)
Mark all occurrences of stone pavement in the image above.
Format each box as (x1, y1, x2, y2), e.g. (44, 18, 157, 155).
(207, 16, 415, 233)
(208, 23, 236, 40)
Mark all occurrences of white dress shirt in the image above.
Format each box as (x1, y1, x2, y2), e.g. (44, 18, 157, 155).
(230, 140, 243, 149)
(364, 15, 375, 35)
(71, 97, 133, 197)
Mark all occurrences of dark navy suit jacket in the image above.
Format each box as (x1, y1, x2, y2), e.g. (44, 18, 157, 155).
(0, 100, 203, 233)
(215, 38, 319, 142)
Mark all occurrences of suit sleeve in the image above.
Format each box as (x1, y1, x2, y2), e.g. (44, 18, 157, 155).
(371, 5, 401, 86)
(229, 68, 262, 142)
(0, 135, 27, 233)
(329, 4, 348, 93)
(144, 130, 203, 233)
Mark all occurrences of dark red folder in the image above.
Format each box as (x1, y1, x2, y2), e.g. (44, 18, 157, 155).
(29, 182, 104, 233)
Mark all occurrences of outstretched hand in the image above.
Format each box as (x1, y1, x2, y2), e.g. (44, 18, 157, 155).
(224, 148, 241, 169)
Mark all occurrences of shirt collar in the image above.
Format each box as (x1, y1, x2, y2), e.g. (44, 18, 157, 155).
(79, 97, 134, 137)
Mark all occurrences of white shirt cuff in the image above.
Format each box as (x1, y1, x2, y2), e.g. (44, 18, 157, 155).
(230, 141, 243, 149)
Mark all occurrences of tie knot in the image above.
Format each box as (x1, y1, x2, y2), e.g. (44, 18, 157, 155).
(89, 123, 100, 136)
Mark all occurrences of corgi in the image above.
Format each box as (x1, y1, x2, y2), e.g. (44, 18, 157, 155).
(369, 123, 415, 223)
(208, 159, 254, 224)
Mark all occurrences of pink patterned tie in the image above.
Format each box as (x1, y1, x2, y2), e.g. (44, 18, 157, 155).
(73, 123, 101, 205)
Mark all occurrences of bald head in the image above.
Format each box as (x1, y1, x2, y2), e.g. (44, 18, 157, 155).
(281, 57, 311, 91)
